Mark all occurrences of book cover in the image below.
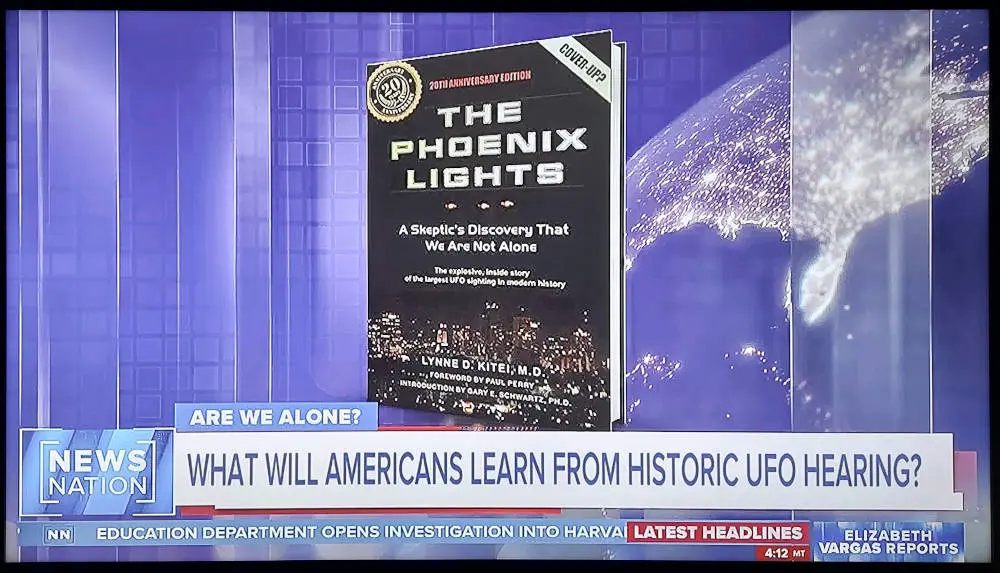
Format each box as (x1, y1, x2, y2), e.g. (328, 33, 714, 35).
(366, 31, 625, 430)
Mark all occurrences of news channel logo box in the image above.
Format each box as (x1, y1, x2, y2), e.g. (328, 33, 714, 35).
(40, 524, 76, 546)
(19, 428, 175, 518)
(811, 521, 965, 562)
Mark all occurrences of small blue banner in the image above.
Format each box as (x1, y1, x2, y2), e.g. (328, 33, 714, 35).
(19, 518, 628, 547)
(811, 521, 964, 562)
(19, 428, 175, 518)
(173, 402, 378, 432)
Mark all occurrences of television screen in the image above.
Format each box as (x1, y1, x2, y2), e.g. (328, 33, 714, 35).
(6, 9, 989, 563)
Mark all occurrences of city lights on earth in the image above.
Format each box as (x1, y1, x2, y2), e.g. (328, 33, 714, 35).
(624, 354, 681, 423)
(623, 11, 987, 431)
(792, 11, 988, 325)
(625, 11, 988, 326)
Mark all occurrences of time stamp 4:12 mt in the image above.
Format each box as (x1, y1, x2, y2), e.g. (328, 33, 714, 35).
(755, 545, 811, 561)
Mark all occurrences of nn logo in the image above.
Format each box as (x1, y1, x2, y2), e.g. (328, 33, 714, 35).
(42, 525, 75, 545)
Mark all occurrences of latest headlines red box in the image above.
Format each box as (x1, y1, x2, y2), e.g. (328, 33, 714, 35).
(626, 521, 810, 545)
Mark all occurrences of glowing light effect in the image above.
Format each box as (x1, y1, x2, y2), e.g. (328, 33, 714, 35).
(932, 15, 990, 192)
(623, 354, 681, 423)
(726, 342, 832, 431)
(623, 342, 834, 431)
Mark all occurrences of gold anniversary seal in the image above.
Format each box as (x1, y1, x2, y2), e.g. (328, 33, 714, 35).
(367, 61, 422, 123)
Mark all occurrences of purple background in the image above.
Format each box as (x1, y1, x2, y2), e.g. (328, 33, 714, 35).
(5, 10, 989, 562)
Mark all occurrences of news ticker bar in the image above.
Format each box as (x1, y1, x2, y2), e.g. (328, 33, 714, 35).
(18, 519, 965, 562)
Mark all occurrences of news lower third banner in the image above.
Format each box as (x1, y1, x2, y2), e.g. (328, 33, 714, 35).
(19, 402, 966, 517)
(172, 427, 964, 512)
(17, 519, 965, 561)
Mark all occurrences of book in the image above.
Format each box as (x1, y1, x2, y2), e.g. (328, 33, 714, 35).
(366, 31, 627, 431)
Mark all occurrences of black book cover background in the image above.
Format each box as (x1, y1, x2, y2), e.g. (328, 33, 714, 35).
(367, 33, 613, 429)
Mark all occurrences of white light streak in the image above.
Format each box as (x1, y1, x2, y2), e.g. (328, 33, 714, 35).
(176, 86, 182, 404)
(36, 11, 49, 429)
(115, 10, 121, 429)
(232, 11, 239, 402)
(17, 12, 24, 430)
(265, 12, 274, 403)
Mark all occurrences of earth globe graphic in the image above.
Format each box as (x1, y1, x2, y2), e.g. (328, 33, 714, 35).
(622, 9, 988, 440)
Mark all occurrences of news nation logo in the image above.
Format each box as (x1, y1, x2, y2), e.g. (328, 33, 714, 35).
(19, 428, 175, 518)
(41, 525, 75, 545)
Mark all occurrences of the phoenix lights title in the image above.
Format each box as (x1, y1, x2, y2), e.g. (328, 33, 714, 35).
(389, 100, 588, 190)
